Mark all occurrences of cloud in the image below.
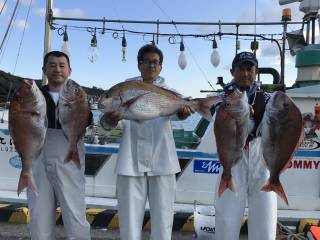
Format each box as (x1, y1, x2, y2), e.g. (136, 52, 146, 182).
(194, 0, 305, 37)
(14, 19, 29, 30)
(259, 42, 295, 66)
(260, 42, 279, 58)
(33, 7, 85, 18)
(33, 7, 45, 17)
(52, 8, 85, 18)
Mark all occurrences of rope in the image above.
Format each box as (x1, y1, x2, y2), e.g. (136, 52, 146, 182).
(277, 221, 306, 240)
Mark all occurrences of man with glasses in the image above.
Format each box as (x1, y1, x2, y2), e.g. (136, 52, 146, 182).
(101, 44, 192, 239)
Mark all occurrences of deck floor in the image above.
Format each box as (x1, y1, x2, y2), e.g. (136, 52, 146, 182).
(0, 222, 250, 239)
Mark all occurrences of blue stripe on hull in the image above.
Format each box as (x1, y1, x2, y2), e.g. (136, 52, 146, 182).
(85, 145, 320, 159)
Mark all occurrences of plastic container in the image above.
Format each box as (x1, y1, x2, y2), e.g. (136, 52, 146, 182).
(194, 205, 215, 239)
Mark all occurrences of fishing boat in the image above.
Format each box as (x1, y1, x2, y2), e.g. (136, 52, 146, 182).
(0, 0, 319, 236)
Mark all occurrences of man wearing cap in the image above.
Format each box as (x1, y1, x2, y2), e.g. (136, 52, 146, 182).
(214, 51, 277, 240)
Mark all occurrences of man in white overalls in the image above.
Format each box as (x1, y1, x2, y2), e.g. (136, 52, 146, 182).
(27, 51, 91, 240)
(214, 52, 277, 240)
(102, 44, 193, 240)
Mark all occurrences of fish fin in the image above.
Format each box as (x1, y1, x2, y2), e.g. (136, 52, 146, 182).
(280, 158, 293, 174)
(192, 96, 223, 121)
(218, 178, 235, 197)
(17, 172, 38, 196)
(44, 115, 48, 129)
(261, 181, 289, 205)
(255, 121, 263, 137)
(60, 128, 69, 141)
(64, 145, 81, 169)
(158, 87, 184, 98)
(23, 79, 34, 86)
(297, 128, 305, 148)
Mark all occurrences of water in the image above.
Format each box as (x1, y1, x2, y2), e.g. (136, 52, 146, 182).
(171, 113, 201, 131)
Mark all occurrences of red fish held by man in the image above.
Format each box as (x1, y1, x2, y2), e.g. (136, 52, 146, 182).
(9, 80, 47, 195)
(98, 80, 223, 122)
(214, 89, 250, 196)
(260, 91, 303, 205)
(58, 79, 90, 168)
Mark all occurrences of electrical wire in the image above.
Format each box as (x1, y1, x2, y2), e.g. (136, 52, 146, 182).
(13, 0, 33, 74)
(0, 0, 8, 16)
(0, 0, 20, 54)
(0, 0, 21, 64)
(52, 23, 283, 41)
(151, 0, 215, 90)
(111, 0, 125, 31)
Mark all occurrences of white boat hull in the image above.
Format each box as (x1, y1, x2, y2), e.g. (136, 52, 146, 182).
(0, 91, 319, 220)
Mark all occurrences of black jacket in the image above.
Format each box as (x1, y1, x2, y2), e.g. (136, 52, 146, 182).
(223, 81, 271, 140)
(41, 85, 93, 129)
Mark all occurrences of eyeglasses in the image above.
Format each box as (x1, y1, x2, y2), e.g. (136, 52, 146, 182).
(139, 59, 161, 67)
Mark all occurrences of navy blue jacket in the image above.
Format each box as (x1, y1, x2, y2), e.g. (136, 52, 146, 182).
(223, 81, 271, 140)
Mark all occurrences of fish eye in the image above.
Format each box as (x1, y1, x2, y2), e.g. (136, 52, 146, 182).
(283, 102, 289, 107)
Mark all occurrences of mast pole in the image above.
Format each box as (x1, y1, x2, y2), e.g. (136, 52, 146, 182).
(42, 0, 53, 85)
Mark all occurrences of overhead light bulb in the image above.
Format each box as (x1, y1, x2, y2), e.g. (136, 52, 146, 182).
(178, 40, 187, 70)
(61, 26, 70, 57)
(61, 41, 70, 57)
(88, 32, 98, 63)
(121, 32, 127, 63)
(210, 39, 220, 67)
(211, 50, 220, 67)
(236, 40, 241, 50)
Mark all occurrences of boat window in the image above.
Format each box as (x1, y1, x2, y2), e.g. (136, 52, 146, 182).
(176, 158, 193, 179)
(85, 154, 110, 176)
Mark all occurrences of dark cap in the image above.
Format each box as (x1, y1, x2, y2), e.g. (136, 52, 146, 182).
(232, 51, 258, 69)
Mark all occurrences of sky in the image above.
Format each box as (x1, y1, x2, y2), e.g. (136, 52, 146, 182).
(0, 0, 313, 97)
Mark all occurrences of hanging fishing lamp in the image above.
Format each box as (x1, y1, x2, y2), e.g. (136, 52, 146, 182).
(61, 25, 71, 57)
(121, 31, 127, 63)
(178, 38, 187, 70)
(210, 35, 220, 67)
(88, 28, 98, 63)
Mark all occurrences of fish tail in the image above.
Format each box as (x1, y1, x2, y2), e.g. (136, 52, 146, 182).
(261, 181, 289, 205)
(64, 144, 81, 169)
(17, 172, 38, 196)
(192, 96, 223, 122)
(218, 177, 235, 197)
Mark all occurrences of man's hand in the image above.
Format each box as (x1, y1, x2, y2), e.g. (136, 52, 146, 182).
(177, 97, 195, 120)
(100, 110, 123, 129)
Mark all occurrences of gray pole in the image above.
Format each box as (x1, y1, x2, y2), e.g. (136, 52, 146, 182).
(52, 16, 303, 26)
(42, 0, 53, 85)
(281, 22, 287, 85)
